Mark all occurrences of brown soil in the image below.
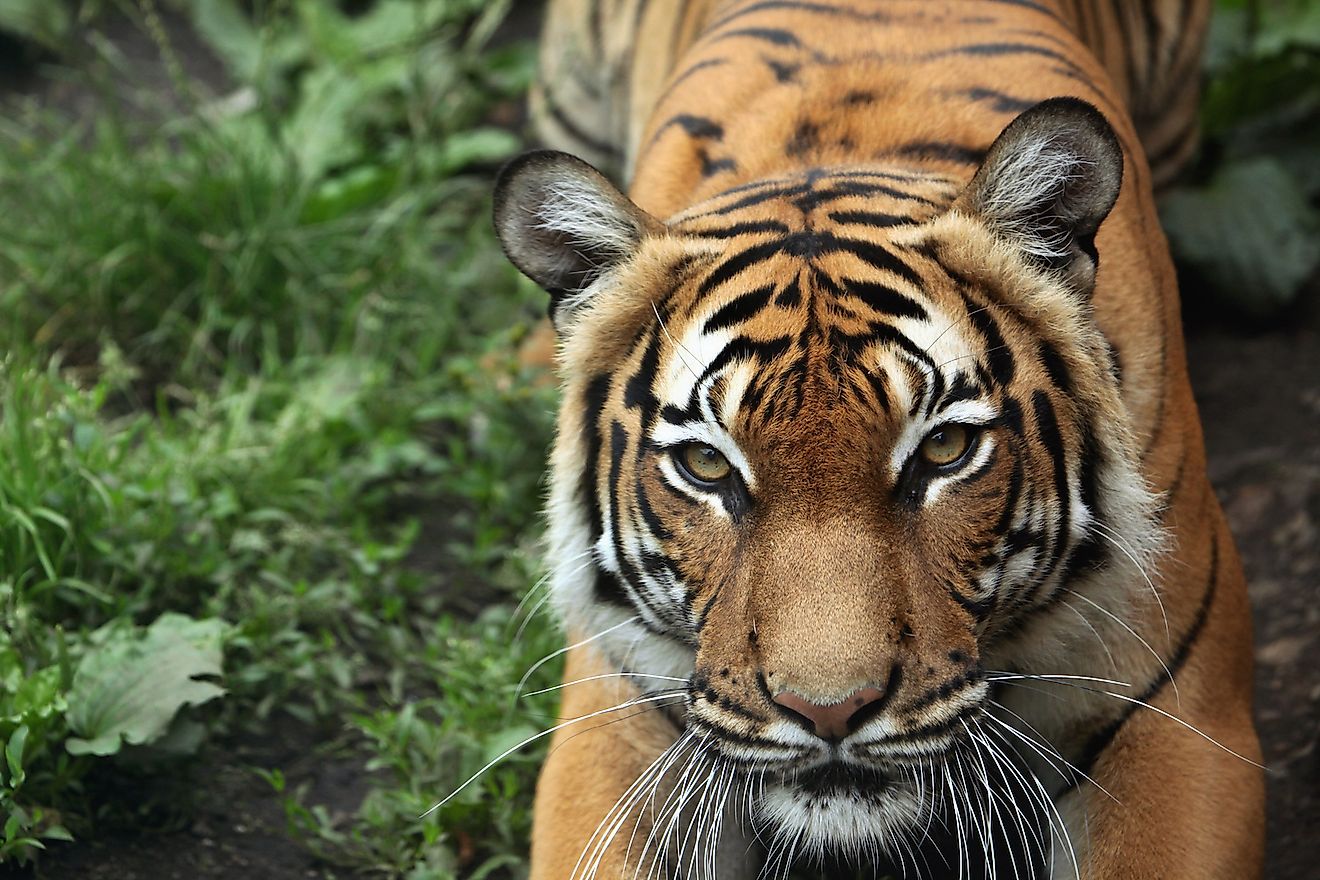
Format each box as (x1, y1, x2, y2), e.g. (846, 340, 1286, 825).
(1185, 307, 1320, 880)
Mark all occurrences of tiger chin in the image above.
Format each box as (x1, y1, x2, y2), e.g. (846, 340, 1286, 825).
(492, 2, 1264, 879)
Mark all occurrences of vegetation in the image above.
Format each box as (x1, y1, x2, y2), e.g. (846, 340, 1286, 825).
(0, 0, 1313, 877)
(1, 1, 559, 876)
(1160, 0, 1320, 315)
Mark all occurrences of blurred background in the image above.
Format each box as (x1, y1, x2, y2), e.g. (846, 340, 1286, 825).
(0, 1, 1315, 878)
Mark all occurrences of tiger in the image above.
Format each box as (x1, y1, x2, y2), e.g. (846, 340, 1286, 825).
(492, 1, 1265, 878)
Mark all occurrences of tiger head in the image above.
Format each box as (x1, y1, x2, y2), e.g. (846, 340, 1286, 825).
(494, 98, 1161, 863)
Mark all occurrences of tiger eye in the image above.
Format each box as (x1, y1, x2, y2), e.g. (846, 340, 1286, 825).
(918, 425, 972, 467)
(678, 444, 733, 483)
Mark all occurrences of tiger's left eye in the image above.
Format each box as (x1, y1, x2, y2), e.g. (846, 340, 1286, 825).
(676, 444, 733, 484)
(918, 424, 974, 468)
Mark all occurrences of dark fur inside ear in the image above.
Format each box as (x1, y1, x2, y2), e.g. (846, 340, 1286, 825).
(493, 150, 659, 322)
(955, 98, 1124, 290)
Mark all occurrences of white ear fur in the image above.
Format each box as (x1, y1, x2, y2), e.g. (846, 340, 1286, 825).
(956, 98, 1123, 287)
(493, 151, 660, 324)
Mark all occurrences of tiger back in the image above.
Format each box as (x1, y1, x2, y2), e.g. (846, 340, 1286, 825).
(495, 2, 1263, 878)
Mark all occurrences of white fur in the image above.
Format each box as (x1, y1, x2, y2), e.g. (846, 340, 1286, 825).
(978, 135, 1094, 262)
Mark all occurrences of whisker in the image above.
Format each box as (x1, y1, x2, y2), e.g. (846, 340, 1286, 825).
(992, 676, 1267, 769)
(516, 615, 640, 696)
(986, 672, 1132, 688)
(525, 671, 689, 697)
(1064, 588, 1181, 706)
(652, 301, 703, 381)
(1090, 519, 1171, 649)
(423, 690, 684, 818)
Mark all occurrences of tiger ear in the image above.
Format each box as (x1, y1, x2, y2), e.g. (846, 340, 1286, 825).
(954, 97, 1123, 291)
(494, 150, 661, 325)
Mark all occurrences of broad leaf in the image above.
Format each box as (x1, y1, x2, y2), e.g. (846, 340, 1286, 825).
(65, 614, 228, 757)
(1161, 158, 1320, 316)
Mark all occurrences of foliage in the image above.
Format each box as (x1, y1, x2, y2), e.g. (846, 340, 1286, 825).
(1160, 0, 1320, 314)
(0, 0, 558, 874)
(64, 613, 227, 757)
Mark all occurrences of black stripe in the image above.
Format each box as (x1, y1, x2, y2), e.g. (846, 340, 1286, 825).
(1037, 339, 1073, 395)
(932, 41, 1094, 88)
(960, 87, 1038, 113)
(635, 481, 674, 541)
(696, 182, 809, 217)
(834, 236, 926, 289)
(891, 141, 988, 165)
(695, 239, 787, 301)
(983, 0, 1062, 21)
(705, 283, 777, 333)
(593, 568, 632, 608)
(624, 326, 662, 424)
(696, 335, 794, 388)
(866, 370, 891, 414)
(1065, 531, 1221, 789)
(580, 374, 611, 540)
(686, 219, 791, 238)
(1030, 391, 1071, 593)
(963, 292, 1016, 387)
(656, 58, 728, 107)
(710, 0, 893, 30)
(654, 113, 724, 142)
(540, 88, 621, 160)
(817, 273, 928, 322)
(827, 209, 913, 228)
(698, 150, 738, 177)
(903, 666, 985, 715)
(713, 27, 802, 48)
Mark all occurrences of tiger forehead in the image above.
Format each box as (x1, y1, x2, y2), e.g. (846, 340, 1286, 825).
(643, 246, 990, 443)
(667, 166, 962, 231)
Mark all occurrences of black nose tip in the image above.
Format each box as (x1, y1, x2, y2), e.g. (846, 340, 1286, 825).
(772, 687, 888, 741)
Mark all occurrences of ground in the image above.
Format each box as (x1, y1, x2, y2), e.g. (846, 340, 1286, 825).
(1185, 305, 1320, 880)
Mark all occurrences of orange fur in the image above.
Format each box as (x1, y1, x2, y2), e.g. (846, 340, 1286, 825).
(499, 2, 1262, 877)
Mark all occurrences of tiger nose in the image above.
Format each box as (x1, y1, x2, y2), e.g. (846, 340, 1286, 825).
(772, 687, 888, 741)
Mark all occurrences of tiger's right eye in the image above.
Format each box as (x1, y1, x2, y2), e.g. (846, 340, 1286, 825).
(675, 444, 733, 485)
(917, 424, 975, 468)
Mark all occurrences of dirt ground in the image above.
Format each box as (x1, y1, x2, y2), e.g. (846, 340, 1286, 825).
(1184, 304, 1320, 880)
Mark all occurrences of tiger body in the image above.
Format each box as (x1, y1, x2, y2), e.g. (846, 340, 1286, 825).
(495, 2, 1263, 878)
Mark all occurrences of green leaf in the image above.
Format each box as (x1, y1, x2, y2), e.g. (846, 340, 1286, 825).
(1256, 0, 1320, 55)
(1, 665, 65, 727)
(0, 0, 70, 52)
(1161, 158, 1320, 316)
(480, 724, 537, 767)
(65, 614, 229, 757)
(5, 725, 29, 787)
(283, 66, 371, 179)
(41, 824, 73, 843)
(187, 0, 265, 83)
(436, 129, 521, 176)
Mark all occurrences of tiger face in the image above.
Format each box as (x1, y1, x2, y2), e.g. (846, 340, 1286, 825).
(495, 99, 1161, 866)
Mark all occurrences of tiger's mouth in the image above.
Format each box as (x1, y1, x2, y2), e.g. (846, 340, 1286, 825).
(792, 760, 893, 796)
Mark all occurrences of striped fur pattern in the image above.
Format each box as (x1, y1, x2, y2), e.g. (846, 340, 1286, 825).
(533, 0, 1209, 190)
(498, 2, 1262, 878)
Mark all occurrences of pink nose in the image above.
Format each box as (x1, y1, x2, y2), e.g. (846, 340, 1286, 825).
(772, 687, 888, 741)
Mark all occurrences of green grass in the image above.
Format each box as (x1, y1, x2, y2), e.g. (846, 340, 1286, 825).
(0, 1, 563, 875)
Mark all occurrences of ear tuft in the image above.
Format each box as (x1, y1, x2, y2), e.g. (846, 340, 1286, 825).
(493, 151, 660, 323)
(955, 98, 1124, 289)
